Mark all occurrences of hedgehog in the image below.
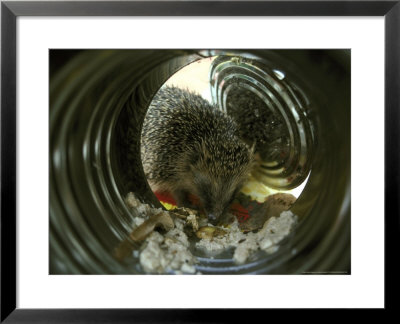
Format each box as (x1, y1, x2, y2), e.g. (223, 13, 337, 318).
(140, 85, 254, 224)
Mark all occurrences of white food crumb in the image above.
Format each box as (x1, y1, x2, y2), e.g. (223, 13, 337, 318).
(233, 233, 259, 264)
(131, 202, 199, 274)
(181, 263, 196, 274)
(196, 211, 297, 264)
(125, 192, 140, 208)
(139, 229, 198, 274)
(125, 192, 297, 273)
(186, 213, 199, 232)
(132, 217, 145, 227)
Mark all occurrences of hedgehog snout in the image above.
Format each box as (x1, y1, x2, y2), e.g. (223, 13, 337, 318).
(207, 213, 218, 224)
(204, 203, 226, 225)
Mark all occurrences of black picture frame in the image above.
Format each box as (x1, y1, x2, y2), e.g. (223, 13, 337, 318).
(1, 0, 398, 322)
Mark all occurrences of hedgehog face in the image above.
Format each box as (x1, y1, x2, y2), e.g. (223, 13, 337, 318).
(191, 170, 242, 224)
(186, 150, 253, 224)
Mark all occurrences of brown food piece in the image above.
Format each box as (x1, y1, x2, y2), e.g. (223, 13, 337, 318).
(113, 240, 140, 261)
(239, 193, 296, 232)
(170, 207, 199, 219)
(196, 226, 227, 240)
(113, 211, 174, 261)
(129, 211, 174, 241)
(264, 193, 296, 216)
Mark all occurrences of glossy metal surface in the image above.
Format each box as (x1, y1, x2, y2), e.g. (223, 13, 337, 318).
(50, 50, 350, 274)
(210, 54, 314, 190)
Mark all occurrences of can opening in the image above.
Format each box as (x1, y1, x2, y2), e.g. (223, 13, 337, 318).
(129, 55, 313, 273)
(139, 55, 311, 212)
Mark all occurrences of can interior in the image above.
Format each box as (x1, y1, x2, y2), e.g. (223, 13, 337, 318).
(50, 49, 350, 274)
